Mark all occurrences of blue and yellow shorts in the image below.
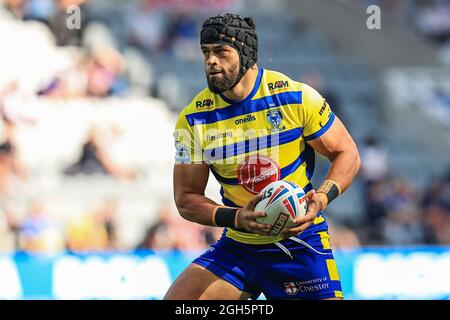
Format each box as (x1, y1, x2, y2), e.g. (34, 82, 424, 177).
(193, 226, 343, 300)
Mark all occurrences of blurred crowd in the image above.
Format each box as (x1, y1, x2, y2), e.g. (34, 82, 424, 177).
(414, 0, 450, 46)
(0, 0, 214, 100)
(0, 0, 231, 254)
(0, 0, 449, 255)
(346, 136, 450, 247)
(358, 0, 450, 47)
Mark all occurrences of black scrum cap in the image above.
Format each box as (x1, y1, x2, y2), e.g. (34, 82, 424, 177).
(200, 13, 258, 77)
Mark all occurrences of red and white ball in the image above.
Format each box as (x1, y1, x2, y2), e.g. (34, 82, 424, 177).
(254, 180, 308, 236)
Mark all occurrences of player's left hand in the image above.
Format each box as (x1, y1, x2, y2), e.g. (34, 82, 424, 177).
(280, 190, 323, 239)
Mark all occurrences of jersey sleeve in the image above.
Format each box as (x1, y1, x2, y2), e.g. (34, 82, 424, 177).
(173, 110, 203, 164)
(300, 84, 336, 141)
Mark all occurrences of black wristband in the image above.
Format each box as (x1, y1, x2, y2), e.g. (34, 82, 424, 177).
(318, 182, 340, 205)
(215, 207, 238, 227)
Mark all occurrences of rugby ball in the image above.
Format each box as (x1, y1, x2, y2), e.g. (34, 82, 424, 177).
(254, 180, 308, 236)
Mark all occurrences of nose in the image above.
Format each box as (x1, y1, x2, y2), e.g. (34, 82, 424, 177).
(206, 53, 219, 68)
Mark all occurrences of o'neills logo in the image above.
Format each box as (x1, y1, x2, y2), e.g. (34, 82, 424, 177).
(237, 154, 280, 194)
(235, 114, 256, 125)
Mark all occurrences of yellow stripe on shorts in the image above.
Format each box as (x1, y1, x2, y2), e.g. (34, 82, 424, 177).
(317, 231, 331, 250)
(326, 259, 340, 281)
(313, 216, 325, 225)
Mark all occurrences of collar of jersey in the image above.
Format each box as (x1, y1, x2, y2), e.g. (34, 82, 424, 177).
(219, 67, 263, 106)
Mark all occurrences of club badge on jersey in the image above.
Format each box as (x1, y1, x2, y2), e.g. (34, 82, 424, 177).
(266, 109, 285, 132)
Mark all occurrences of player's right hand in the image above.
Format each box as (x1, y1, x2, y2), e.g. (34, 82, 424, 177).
(235, 193, 272, 236)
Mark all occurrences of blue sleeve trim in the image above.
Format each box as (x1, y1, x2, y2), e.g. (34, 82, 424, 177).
(303, 112, 335, 141)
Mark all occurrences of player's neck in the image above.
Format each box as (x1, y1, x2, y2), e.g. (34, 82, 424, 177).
(222, 65, 259, 102)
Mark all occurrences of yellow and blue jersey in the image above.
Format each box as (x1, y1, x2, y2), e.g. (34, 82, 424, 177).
(174, 68, 335, 245)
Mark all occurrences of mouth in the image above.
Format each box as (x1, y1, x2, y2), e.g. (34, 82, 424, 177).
(208, 70, 222, 77)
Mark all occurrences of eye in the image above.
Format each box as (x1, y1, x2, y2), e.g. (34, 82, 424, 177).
(202, 50, 209, 59)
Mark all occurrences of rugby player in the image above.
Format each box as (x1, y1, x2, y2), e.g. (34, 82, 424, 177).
(165, 13, 360, 300)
